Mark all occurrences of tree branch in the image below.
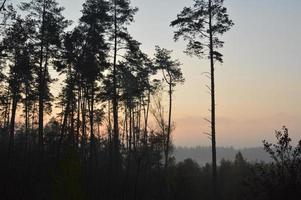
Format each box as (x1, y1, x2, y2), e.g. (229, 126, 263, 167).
(0, 0, 7, 12)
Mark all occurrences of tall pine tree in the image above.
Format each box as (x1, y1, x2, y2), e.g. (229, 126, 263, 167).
(171, 0, 234, 198)
(20, 0, 70, 153)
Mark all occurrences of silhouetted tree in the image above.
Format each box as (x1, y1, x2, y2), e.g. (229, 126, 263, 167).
(171, 1, 234, 198)
(20, 0, 70, 154)
(108, 0, 138, 164)
(2, 13, 35, 161)
(154, 46, 184, 169)
(245, 127, 301, 200)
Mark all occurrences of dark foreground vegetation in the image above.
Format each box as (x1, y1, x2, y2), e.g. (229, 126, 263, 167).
(1, 123, 301, 200)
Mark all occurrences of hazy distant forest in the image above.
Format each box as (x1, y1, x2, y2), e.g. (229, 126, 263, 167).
(0, 0, 300, 199)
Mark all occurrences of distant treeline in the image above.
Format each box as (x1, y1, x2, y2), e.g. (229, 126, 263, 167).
(174, 146, 272, 166)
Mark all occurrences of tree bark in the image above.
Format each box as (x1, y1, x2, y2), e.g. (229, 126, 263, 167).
(38, 0, 46, 154)
(24, 82, 29, 157)
(8, 94, 18, 162)
(209, 0, 217, 199)
(143, 90, 151, 145)
(89, 83, 95, 165)
(165, 81, 172, 170)
(112, 0, 119, 159)
(81, 87, 87, 160)
(76, 79, 81, 147)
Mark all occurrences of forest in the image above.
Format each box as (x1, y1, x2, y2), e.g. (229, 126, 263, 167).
(0, 0, 300, 199)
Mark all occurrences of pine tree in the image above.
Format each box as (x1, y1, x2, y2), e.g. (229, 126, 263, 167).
(20, 0, 70, 154)
(2, 15, 35, 161)
(154, 46, 184, 169)
(109, 0, 138, 161)
(171, 0, 234, 198)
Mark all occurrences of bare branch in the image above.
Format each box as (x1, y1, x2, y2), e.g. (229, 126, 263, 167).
(203, 117, 211, 124)
(0, 0, 7, 12)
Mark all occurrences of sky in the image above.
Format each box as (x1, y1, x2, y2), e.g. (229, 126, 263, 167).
(14, 0, 301, 147)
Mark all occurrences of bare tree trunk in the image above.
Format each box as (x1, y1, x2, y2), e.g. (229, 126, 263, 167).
(89, 83, 95, 165)
(4, 91, 11, 130)
(108, 101, 112, 144)
(58, 102, 68, 158)
(143, 90, 151, 145)
(38, 1, 46, 155)
(112, 0, 119, 161)
(71, 107, 75, 147)
(8, 94, 18, 162)
(31, 104, 36, 139)
(76, 80, 81, 147)
(129, 106, 132, 152)
(81, 87, 87, 160)
(132, 107, 136, 152)
(165, 82, 172, 170)
(209, 0, 217, 199)
(24, 85, 29, 155)
(58, 71, 77, 157)
(123, 105, 128, 147)
(137, 100, 142, 147)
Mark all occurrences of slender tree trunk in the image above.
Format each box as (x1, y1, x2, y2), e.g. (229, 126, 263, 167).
(24, 85, 29, 155)
(31, 104, 36, 140)
(76, 80, 81, 147)
(31, 104, 35, 138)
(112, 2, 121, 198)
(125, 106, 129, 150)
(137, 100, 142, 147)
(129, 106, 132, 152)
(108, 101, 112, 144)
(81, 86, 87, 160)
(22, 85, 30, 198)
(8, 94, 18, 162)
(165, 82, 172, 170)
(123, 105, 128, 146)
(209, 0, 217, 199)
(58, 102, 69, 158)
(71, 107, 75, 147)
(89, 83, 95, 165)
(59, 71, 77, 156)
(38, 1, 46, 155)
(112, 0, 119, 159)
(143, 90, 151, 145)
(4, 92, 11, 130)
(132, 107, 136, 152)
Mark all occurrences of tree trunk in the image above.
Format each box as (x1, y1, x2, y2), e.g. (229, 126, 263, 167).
(165, 81, 172, 170)
(8, 94, 18, 162)
(112, 0, 119, 160)
(70, 106, 75, 147)
(209, 0, 217, 199)
(89, 83, 95, 166)
(58, 71, 77, 157)
(76, 79, 81, 147)
(4, 91, 11, 130)
(38, 1, 46, 155)
(129, 106, 132, 152)
(143, 90, 151, 145)
(24, 83, 29, 157)
(81, 87, 87, 160)
(122, 106, 125, 145)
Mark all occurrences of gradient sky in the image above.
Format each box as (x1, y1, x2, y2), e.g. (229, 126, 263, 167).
(16, 0, 301, 147)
